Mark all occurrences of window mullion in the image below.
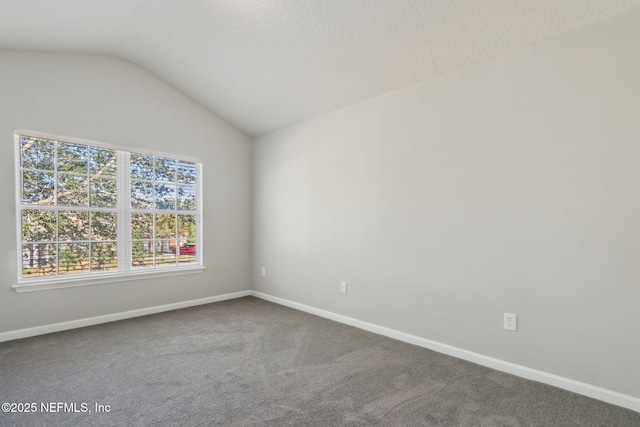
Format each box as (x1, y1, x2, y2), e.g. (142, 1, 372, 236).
(117, 151, 131, 272)
(196, 162, 203, 265)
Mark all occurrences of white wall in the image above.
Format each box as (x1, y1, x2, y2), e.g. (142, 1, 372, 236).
(253, 10, 640, 398)
(0, 51, 252, 333)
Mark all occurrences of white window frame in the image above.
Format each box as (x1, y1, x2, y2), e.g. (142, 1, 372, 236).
(13, 130, 204, 293)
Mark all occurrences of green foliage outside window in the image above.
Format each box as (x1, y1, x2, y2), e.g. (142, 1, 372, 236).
(18, 134, 200, 280)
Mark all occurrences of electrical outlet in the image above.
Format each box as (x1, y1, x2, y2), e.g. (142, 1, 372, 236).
(504, 313, 517, 331)
(340, 281, 347, 293)
(261, 267, 266, 278)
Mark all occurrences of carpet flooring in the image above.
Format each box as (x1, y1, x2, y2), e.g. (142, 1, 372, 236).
(0, 296, 638, 426)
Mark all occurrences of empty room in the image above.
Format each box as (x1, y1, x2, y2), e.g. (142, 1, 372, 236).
(1, 1, 639, 425)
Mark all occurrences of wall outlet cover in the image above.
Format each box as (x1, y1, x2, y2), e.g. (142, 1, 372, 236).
(504, 313, 517, 331)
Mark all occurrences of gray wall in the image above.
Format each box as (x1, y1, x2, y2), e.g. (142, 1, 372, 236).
(0, 51, 252, 332)
(253, 10, 640, 397)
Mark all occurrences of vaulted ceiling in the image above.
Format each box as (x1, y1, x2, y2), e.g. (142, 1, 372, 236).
(2, 1, 639, 136)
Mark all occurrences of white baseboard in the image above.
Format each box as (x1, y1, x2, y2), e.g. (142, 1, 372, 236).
(0, 290, 251, 343)
(250, 290, 640, 413)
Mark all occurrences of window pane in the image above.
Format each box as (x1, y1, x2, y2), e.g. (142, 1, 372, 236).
(90, 176, 117, 207)
(178, 214, 196, 239)
(91, 212, 117, 240)
(59, 211, 89, 241)
(58, 174, 89, 206)
(20, 137, 54, 171)
(155, 214, 176, 239)
(58, 243, 89, 275)
(130, 154, 153, 180)
(131, 181, 154, 209)
(91, 242, 117, 272)
(177, 240, 196, 264)
(177, 185, 196, 211)
(22, 209, 56, 242)
(177, 161, 196, 184)
(132, 240, 153, 268)
(58, 143, 89, 174)
(89, 147, 117, 176)
(154, 239, 177, 266)
(131, 213, 153, 239)
(155, 156, 176, 182)
(155, 183, 176, 210)
(22, 171, 55, 205)
(22, 243, 57, 277)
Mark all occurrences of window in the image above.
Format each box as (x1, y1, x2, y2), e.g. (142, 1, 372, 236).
(15, 130, 203, 292)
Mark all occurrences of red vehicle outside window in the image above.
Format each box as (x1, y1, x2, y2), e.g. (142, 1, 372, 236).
(173, 244, 196, 255)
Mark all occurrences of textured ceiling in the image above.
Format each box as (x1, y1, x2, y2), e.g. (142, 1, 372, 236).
(1, 0, 640, 136)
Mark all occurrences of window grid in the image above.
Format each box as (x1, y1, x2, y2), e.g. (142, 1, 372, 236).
(16, 131, 201, 284)
(129, 151, 198, 269)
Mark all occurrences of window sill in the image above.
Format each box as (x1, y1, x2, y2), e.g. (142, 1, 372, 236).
(13, 266, 206, 293)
